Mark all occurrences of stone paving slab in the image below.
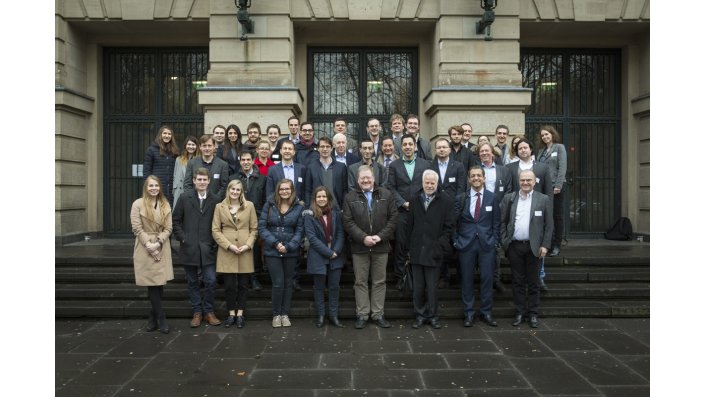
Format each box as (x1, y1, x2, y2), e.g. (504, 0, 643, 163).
(56, 318, 650, 396)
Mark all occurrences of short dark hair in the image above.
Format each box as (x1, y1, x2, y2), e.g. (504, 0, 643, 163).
(239, 151, 253, 159)
(300, 121, 313, 130)
(401, 134, 416, 144)
(333, 117, 346, 125)
(199, 135, 215, 145)
(359, 138, 373, 148)
(318, 136, 333, 147)
(495, 124, 509, 133)
(435, 138, 450, 148)
(468, 165, 485, 177)
(287, 115, 300, 124)
(247, 122, 261, 133)
(515, 137, 533, 154)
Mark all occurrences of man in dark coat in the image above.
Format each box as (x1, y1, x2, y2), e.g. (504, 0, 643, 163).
(183, 135, 229, 201)
(172, 167, 222, 328)
(304, 136, 348, 209)
(406, 170, 456, 330)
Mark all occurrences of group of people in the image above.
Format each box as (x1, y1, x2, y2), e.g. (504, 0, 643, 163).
(132, 114, 567, 333)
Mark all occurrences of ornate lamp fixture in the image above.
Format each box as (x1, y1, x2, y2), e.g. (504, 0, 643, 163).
(476, 0, 498, 41)
(236, 0, 254, 41)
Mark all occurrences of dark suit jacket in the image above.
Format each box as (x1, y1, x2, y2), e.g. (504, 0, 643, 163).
(454, 188, 501, 251)
(334, 150, 360, 167)
(431, 158, 467, 199)
(506, 161, 554, 199)
(347, 161, 385, 194)
(415, 137, 432, 160)
(385, 157, 432, 209)
(481, 162, 513, 204)
(234, 168, 266, 215)
(500, 190, 554, 258)
(266, 162, 306, 202)
(183, 156, 230, 200)
(304, 160, 348, 209)
(449, 144, 477, 171)
(406, 191, 456, 267)
(172, 190, 218, 266)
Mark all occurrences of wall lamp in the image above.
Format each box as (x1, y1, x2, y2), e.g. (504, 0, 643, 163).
(236, 0, 254, 41)
(476, 0, 498, 41)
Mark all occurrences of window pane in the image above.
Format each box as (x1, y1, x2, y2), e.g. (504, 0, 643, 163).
(521, 53, 562, 116)
(312, 52, 360, 115)
(366, 52, 413, 115)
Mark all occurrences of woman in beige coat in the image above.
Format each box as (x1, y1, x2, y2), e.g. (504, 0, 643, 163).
(130, 175, 174, 334)
(212, 179, 258, 328)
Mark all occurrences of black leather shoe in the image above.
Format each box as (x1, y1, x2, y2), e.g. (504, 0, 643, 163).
(157, 312, 170, 334)
(236, 315, 245, 328)
(412, 317, 425, 329)
(375, 315, 391, 328)
(511, 314, 524, 327)
(463, 314, 474, 327)
(251, 277, 262, 291)
(144, 311, 157, 332)
(329, 317, 344, 328)
(549, 246, 560, 257)
(539, 278, 549, 292)
(481, 314, 497, 327)
(429, 318, 442, 329)
(315, 315, 325, 328)
(223, 315, 236, 328)
(493, 281, 506, 293)
(529, 315, 539, 328)
(293, 280, 302, 291)
(354, 316, 367, 329)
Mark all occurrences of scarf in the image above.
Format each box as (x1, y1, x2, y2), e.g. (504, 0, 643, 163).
(319, 208, 333, 246)
(300, 136, 315, 146)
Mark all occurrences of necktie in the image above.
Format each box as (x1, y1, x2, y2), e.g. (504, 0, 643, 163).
(385, 158, 390, 168)
(474, 192, 481, 219)
(365, 191, 372, 211)
(424, 195, 431, 210)
(199, 197, 204, 211)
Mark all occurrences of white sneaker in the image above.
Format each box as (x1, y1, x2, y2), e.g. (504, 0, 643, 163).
(281, 315, 292, 327)
(272, 315, 282, 328)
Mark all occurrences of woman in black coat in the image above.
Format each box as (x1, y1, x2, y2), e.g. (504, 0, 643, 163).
(144, 125, 179, 205)
(218, 124, 243, 176)
(258, 178, 304, 328)
(303, 186, 345, 328)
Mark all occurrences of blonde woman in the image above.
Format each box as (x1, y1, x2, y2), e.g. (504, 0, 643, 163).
(130, 175, 174, 334)
(173, 135, 200, 206)
(212, 179, 258, 328)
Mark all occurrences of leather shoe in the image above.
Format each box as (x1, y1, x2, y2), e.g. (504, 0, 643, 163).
(157, 312, 169, 334)
(315, 315, 325, 328)
(493, 281, 506, 293)
(539, 278, 549, 292)
(529, 314, 539, 328)
(354, 316, 367, 329)
(549, 246, 560, 257)
(375, 315, 391, 328)
(251, 276, 263, 291)
(437, 278, 449, 289)
(511, 314, 524, 327)
(329, 317, 344, 328)
(481, 314, 497, 327)
(293, 279, 302, 291)
(223, 315, 236, 328)
(411, 317, 425, 329)
(463, 314, 474, 327)
(429, 318, 442, 329)
(204, 312, 221, 326)
(190, 312, 202, 328)
(236, 315, 245, 328)
(144, 310, 157, 332)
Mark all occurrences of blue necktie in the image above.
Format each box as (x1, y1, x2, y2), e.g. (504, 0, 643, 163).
(364, 191, 372, 211)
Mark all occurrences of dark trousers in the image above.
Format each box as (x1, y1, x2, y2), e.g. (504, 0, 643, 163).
(458, 243, 495, 316)
(267, 256, 297, 316)
(313, 268, 342, 317)
(222, 273, 250, 311)
(552, 191, 565, 247)
(253, 239, 264, 274)
(393, 211, 410, 280)
(411, 264, 440, 320)
(493, 247, 502, 283)
(183, 264, 216, 314)
(507, 241, 541, 315)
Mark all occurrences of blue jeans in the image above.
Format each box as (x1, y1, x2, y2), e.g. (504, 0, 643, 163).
(267, 256, 297, 316)
(183, 264, 216, 314)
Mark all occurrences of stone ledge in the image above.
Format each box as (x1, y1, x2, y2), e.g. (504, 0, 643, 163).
(55, 86, 95, 116)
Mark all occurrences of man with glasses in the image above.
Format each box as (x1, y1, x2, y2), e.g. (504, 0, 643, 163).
(304, 136, 348, 209)
(244, 122, 262, 152)
(294, 121, 320, 167)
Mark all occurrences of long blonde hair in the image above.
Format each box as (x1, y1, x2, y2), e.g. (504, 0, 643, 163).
(141, 175, 170, 223)
(223, 179, 246, 211)
(177, 135, 200, 166)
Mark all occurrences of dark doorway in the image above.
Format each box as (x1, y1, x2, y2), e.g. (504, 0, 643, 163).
(521, 49, 621, 236)
(103, 48, 208, 234)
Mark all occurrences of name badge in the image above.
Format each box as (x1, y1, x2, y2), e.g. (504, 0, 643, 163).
(449, 177, 456, 182)
(486, 206, 493, 212)
(535, 211, 543, 216)
(551, 152, 558, 157)
(536, 177, 541, 183)
(214, 174, 221, 179)
(298, 177, 303, 183)
(499, 186, 504, 192)
(272, 154, 280, 159)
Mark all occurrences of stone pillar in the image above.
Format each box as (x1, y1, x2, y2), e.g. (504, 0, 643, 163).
(200, 0, 302, 133)
(424, 0, 531, 142)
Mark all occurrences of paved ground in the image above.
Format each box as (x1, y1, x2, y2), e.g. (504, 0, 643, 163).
(56, 317, 649, 396)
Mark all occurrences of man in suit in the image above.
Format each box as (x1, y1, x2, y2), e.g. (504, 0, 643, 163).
(405, 114, 432, 160)
(407, 170, 456, 330)
(494, 124, 510, 165)
(461, 123, 475, 150)
(449, 125, 477, 171)
(172, 167, 222, 328)
(304, 136, 348, 209)
(347, 138, 384, 193)
(478, 142, 513, 292)
(385, 134, 431, 288)
(430, 137, 467, 288)
(293, 121, 320, 167)
(506, 138, 553, 203)
(454, 166, 501, 328)
(389, 113, 406, 157)
(183, 135, 229, 200)
(366, 117, 383, 158)
(500, 169, 554, 328)
(266, 140, 306, 203)
(333, 133, 360, 166)
(376, 136, 399, 186)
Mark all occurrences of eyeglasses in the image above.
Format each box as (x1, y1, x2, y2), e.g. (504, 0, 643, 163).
(300, 129, 313, 132)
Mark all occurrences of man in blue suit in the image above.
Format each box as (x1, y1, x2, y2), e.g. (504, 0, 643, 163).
(454, 166, 501, 328)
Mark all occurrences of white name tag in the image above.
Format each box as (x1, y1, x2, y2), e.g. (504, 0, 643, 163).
(272, 154, 280, 159)
(536, 177, 541, 183)
(298, 177, 303, 182)
(551, 152, 558, 157)
(214, 174, 221, 179)
(486, 206, 493, 212)
(449, 177, 456, 182)
(499, 186, 504, 192)
(535, 211, 543, 216)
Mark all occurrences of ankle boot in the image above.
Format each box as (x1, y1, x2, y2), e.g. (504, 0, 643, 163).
(157, 311, 170, 334)
(144, 310, 157, 332)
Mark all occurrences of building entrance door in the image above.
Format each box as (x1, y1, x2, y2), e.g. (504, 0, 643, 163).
(521, 49, 621, 237)
(307, 47, 418, 147)
(103, 48, 208, 234)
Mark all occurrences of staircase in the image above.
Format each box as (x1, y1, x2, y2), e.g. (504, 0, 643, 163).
(55, 239, 649, 319)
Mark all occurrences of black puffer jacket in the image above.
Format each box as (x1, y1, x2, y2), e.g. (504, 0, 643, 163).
(143, 143, 177, 204)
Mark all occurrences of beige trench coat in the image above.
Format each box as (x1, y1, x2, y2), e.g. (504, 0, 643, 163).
(212, 200, 258, 273)
(130, 198, 174, 286)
